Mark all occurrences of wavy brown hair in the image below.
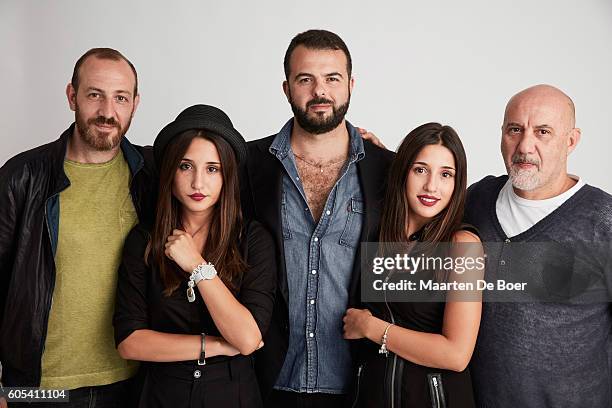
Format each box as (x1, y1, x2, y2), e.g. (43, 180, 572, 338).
(146, 129, 245, 295)
(380, 122, 467, 246)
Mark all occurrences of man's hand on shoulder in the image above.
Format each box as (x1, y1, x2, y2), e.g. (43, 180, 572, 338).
(356, 127, 387, 150)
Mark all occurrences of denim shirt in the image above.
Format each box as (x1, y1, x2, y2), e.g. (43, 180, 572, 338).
(271, 119, 365, 394)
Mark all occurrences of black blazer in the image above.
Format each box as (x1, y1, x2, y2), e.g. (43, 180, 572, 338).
(240, 133, 395, 400)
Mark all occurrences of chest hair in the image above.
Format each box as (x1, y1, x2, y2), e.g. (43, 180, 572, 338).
(295, 159, 346, 222)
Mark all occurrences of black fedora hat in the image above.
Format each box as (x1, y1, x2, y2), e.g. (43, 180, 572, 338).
(154, 104, 247, 167)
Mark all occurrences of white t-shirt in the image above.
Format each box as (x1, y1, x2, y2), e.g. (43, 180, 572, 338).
(495, 175, 585, 238)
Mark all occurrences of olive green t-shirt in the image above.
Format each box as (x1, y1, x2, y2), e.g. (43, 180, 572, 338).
(40, 151, 138, 389)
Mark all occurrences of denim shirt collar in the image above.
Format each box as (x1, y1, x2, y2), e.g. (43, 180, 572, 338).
(119, 135, 145, 176)
(269, 118, 366, 164)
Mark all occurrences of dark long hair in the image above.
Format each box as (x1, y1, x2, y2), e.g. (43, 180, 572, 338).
(146, 129, 245, 295)
(379, 122, 467, 245)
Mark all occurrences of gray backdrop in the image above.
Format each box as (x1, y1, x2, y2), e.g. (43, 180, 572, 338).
(2, 0, 611, 192)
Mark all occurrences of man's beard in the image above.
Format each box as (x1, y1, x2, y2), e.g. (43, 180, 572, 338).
(289, 92, 350, 135)
(508, 153, 541, 191)
(75, 104, 131, 151)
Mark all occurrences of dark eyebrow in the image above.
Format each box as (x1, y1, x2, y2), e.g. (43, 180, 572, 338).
(414, 161, 455, 170)
(181, 158, 221, 165)
(294, 72, 344, 79)
(534, 124, 552, 129)
(294, 73, 313, 79)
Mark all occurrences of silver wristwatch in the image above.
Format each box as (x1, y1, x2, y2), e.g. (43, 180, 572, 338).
(187, 262, 217, 302)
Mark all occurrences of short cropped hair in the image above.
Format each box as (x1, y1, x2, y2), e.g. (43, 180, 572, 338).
(71, 48, 138, 95)
(283, 29, 352, 80)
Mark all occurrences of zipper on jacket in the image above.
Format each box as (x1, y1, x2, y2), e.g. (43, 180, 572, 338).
(389, 352, 398, 408)
(350, 364, 364, 408)
(432, 376, 440, 408)
(427, 373, 447, 408)
(383, 275, 396, 408)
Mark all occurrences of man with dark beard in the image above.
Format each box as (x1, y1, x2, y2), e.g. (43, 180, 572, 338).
(0, 48, 155, 407)
(241, 29, 394, 407)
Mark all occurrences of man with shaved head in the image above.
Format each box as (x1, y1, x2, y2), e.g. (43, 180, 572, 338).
(465, 85, 612, 407)
(501, 85, 580, 198)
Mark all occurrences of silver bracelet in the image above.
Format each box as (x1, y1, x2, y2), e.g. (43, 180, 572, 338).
(197, 333, 206, 366)
(378, 323, 394, 357)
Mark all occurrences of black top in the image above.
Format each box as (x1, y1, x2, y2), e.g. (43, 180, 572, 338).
(371, 225, 480, 335)
(357, 226, 479, 408)
(114, 219, 276, 348)
(113, 220, 276, 407)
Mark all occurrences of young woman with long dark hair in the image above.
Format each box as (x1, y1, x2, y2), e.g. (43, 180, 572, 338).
(343, 123, 483, 408)
(113, 104, 276, 407)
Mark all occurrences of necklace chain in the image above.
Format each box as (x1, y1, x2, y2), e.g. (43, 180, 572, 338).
(293, 152, 346, 172)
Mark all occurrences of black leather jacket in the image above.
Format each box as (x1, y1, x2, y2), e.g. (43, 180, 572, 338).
(0, 124, 156, 386)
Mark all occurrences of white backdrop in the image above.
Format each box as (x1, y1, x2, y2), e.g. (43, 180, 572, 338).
(2, 0, 611, 192)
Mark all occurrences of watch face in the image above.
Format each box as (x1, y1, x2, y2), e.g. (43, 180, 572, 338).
(194, 263, 217, 280)
(202, 265, 217, 279)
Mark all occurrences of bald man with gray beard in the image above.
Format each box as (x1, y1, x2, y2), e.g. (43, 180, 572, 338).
(465, 85, 612, 407)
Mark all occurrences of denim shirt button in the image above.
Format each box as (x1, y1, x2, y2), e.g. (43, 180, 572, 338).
(314, 237, 319, 242)
(311, 270, 317, 275)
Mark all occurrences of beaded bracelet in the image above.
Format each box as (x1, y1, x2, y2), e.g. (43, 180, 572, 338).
(378, 323, 394, 357)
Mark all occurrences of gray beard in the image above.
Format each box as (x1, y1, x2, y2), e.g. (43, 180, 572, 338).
(509, 168, 541, 191)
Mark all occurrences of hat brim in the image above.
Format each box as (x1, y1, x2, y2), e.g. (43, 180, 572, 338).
(154, 119, 247, 169)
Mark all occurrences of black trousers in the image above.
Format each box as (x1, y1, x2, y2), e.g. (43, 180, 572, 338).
(137, 355, 261, 408)
(266, 390, 348, 408)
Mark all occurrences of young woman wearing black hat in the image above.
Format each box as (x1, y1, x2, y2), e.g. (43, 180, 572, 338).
(113, 104, 276, 407)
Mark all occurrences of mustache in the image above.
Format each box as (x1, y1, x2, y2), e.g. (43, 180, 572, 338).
(306, 97, 334, 108)
(88, 116, 120, 128)
(512, 154, 539, 166)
